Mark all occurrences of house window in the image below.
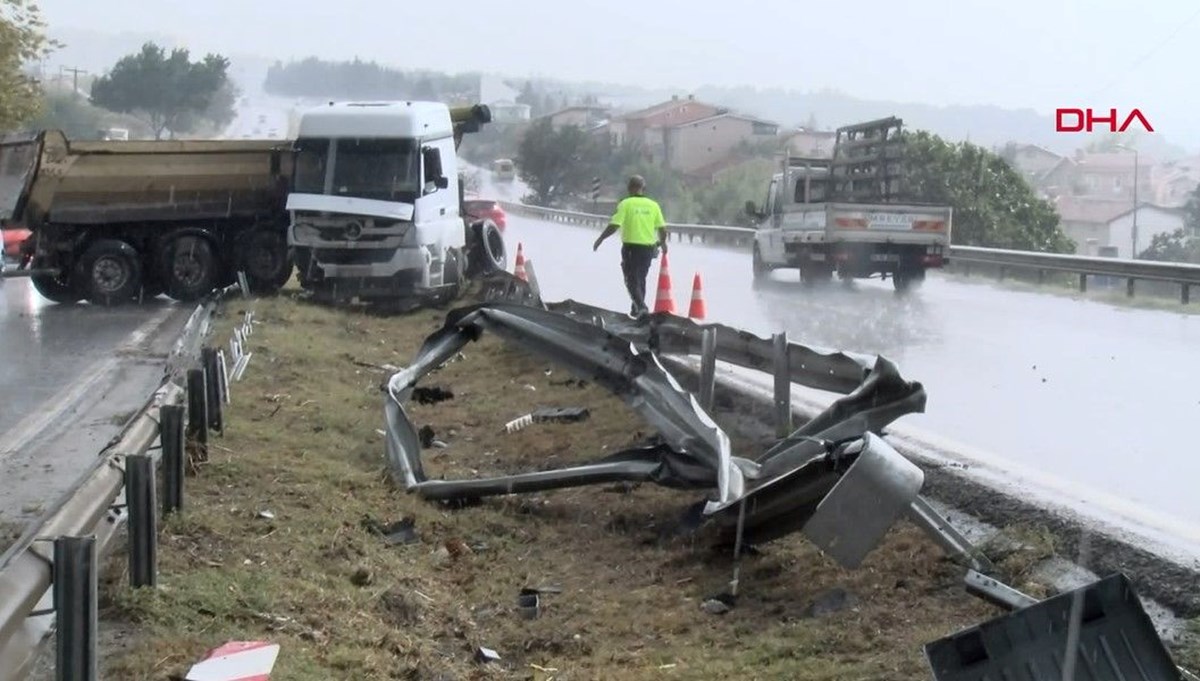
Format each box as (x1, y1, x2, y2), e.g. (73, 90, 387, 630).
(752, 122, 777, 135)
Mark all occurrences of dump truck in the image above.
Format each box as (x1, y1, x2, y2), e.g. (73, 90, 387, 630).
(746, 117, 952, 292)
(286, 102, 506, 303)
(0, 130, 295, 305)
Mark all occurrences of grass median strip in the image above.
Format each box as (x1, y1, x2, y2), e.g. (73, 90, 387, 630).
(96, 293, 1061, 679)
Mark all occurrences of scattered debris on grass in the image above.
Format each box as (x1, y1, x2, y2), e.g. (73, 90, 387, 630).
(89, 292, 1198, 679)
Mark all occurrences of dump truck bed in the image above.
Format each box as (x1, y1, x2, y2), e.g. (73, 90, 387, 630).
(0, 130, 294, 228)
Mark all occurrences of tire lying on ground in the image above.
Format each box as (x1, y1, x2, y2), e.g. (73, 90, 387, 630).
(75, 239, 142, 306)
(236, 227, 294, 294)
(30, 255, 83, 304)
(466, 220, 507, 278)
(160, 232, 221, 302)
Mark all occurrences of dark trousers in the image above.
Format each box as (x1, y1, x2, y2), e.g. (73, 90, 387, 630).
(620, 243, 656, 314)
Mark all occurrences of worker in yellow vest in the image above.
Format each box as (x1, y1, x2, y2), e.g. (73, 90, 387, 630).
(592, 175, 669, 317)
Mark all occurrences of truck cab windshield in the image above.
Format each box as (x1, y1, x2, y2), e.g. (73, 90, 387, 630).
(294, 138, 420, 203)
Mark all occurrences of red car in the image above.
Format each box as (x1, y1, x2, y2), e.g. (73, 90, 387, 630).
(2, 227, 31, 261)
(463, 199, 506, 231)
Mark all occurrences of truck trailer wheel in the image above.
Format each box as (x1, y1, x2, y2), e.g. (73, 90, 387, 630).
(161, 234, 221, 302)
(467, 221, 506, 277)
(76, 239, 142, 306)
(237, 228, 293, 294)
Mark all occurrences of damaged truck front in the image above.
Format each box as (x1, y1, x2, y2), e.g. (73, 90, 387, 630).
(287, 102, 507, 303)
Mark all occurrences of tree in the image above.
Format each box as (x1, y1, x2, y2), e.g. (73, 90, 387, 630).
(25, 91, 150, 139)
(0, 0, 57, 130)
(1183, 183, 1200, 237)
(901, 130, 1074, 252)
(175, 78, 240, 136)
(90, 43, 231, 139)
(516, 119, 601, 206)
(1139, 229, 1200, 263)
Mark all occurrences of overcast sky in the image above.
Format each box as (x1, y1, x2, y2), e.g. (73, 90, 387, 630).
(34, 0, 1200, 143)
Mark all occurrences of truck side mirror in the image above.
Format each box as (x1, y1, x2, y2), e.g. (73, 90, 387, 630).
(423, 147, 448, 192)
(745, 200, 759, 218)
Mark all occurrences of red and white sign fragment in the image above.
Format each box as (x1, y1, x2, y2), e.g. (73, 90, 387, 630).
(185, 641, 280, 681)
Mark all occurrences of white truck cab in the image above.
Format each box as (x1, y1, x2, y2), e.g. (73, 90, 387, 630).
(286, 101, 502, 302)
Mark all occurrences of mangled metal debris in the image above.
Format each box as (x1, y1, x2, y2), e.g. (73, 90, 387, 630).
(382, 301, 971, 576)
(925, 573, 1184, 681)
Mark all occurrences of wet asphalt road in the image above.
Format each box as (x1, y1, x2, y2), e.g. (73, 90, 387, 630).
(0, 278, 178, 437)
(502, 212, 1200, 526)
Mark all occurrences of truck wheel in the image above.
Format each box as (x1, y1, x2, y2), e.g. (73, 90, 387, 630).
(893, 268, 925, 293)
(238, 228, 293, 294)
(30, 264, 82, 304)
(800, 264, 833, 287)
(434, 247, 465, 306)
(161, 234, 221, 302)
(467, 221, 506, 276)
(76, 239, 142, 306)
(752, 245, 770, 280)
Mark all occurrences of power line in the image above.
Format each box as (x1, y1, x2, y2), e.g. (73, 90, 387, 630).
(1088, 5, 1200, 100)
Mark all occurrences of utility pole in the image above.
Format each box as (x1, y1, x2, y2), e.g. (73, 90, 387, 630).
(1132, 148, 1139, 259)
(1115, 143, 1140, 259)
(59, 66, 88, 97)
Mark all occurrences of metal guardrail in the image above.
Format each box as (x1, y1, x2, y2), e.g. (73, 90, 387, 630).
(0, 279, 259, 681)
(502, 202, 1200, 303)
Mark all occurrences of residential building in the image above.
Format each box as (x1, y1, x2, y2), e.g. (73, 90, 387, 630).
(1068, 151, 1154, 202)
(664, 112, 780, 175)
(1149, 156, 1200, 207)
(1003, 144, 1067, 188)
(784, 128, 837, 158)
(1054, 196, 1183, 258)
(604, 94, 715, 148)
(542, 105, 610, 131)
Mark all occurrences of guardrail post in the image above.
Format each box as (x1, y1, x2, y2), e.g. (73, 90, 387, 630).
(54, 535, 97, 681)
(998, 266, 1006, 281)
(1037, 269, 1045, 285)
(772, 332, 792, 438)
(699, 327, 717, 412)
(1183, 284, 1191, 305)
(1079, 273, 1088, 293)
(1126, 278, 1135, 298)
(186, 368, 209, 462)
(202, 347, 223, 434)
(161, 405, 185, 514)
(126, 454, 157, 588)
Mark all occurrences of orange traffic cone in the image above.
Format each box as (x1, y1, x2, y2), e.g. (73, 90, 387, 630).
(514, 242, 527, 281)
(653, 252, 676, 314)
(688, 273, 706, 320)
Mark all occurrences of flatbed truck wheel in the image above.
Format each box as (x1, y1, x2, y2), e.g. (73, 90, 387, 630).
(752, 245, 770, 280)
(76, 239, 142, 306)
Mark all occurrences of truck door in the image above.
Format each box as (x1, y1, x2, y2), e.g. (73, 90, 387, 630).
(418, 137, 465, 259)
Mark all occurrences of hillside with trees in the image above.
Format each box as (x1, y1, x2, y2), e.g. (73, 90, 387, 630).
(263, 58, 477, 102)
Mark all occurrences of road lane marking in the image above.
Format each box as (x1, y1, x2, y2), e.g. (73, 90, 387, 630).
(0, 307, 177, 460)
